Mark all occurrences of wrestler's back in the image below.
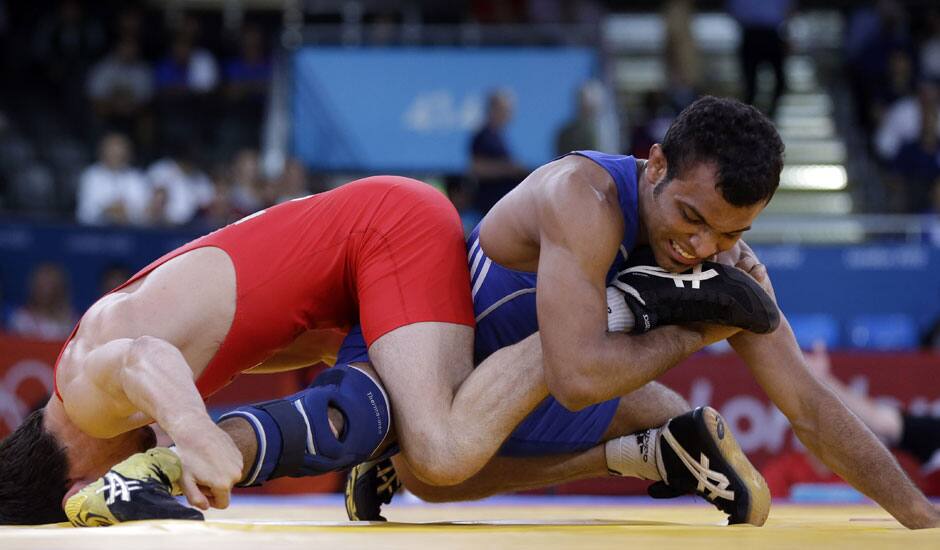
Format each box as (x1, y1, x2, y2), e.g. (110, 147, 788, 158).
(56, 176, 441, 402)
(55, 247, 237, 403)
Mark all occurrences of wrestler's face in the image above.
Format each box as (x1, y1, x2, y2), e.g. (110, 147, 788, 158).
(60, 426, 156, 504)
(639, 145, 765, 273)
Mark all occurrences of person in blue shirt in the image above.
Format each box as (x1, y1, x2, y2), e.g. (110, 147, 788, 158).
(345, 96, 939, 529)
(469, 90, 529, 214)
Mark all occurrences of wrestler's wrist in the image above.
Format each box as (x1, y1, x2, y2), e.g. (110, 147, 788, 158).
(162, 410, 218, 444)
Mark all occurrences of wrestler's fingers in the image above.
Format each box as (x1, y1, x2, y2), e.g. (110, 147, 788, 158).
(209, 484, 231, 509)
(180, 474, 210, 510)
(748, 262, 768, 282)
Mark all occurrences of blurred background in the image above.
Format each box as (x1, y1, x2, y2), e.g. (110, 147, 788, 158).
(0, 0, 938, 501)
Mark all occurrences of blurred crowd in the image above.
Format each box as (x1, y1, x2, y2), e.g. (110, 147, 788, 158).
(2, 0, 940, 340)
(0, 0, 301, 224)
(847, 0, 940, 214)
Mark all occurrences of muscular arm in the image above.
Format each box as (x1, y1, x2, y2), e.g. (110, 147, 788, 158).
(60, 336, 243, 509)
(62, 337, 213, 440)
(730, 312, 939, 529)
(534, 165, 708, 410)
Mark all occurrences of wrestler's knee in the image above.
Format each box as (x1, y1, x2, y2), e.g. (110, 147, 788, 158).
(392, 456, 462, 502)
(399, 436, 476, 487)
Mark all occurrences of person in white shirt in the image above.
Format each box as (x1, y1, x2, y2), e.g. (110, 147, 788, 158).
(875, 82, 940, 162)
(146, 145, 214, 226)
(86, 39, 153, 117)
(75, 133, 151, 226)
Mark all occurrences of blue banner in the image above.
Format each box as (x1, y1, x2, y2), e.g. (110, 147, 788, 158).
(292, 47, 598, 172)
(1, 219, 937, 349)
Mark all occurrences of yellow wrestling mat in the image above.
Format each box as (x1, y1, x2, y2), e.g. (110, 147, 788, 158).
(1, 496, 938, 550)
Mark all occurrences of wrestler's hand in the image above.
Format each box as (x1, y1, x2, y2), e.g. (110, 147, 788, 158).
(171, 420, 244, 510)
(691, 322, 741, 348)
(715, 240, 776, 302)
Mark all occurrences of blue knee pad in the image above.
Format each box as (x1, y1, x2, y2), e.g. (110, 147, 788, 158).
(219, 364, 392, 486)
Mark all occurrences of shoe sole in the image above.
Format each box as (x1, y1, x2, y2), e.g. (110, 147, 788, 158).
(345, 459, 373, 521)
(697, 406, 771, 526)
(716, 264, 780, 334)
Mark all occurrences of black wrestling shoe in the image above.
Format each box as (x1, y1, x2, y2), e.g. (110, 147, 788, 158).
(649, 407, 770, 526)
(610, 247, 780, 334)
(64, 447, 204, 527)
(345, 457, 401, 521)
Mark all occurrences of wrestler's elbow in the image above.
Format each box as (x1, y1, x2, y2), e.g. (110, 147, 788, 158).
(124, 336, 177, 367)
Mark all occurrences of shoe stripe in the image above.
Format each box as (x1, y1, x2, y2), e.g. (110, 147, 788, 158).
(293, 398, 317, 456)
(661, 425, 734, 501)
(617, 265, 720, 289)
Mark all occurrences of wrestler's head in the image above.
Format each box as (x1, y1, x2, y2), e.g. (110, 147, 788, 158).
(638, 96, 784, 272)
(0, 403, 154, 525)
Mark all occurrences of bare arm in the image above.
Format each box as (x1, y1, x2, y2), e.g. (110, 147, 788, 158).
(60, 336, 243, 510)
(730, 313, 939, 528)
(534, 167, 710, 410)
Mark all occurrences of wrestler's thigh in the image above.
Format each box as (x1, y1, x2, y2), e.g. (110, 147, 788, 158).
(600, 382, 691, 440)
(367, 321, 474, 438)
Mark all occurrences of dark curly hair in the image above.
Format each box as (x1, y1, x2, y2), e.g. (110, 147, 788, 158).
(660, 96, 785, 206)
(0, 409, 70, 525)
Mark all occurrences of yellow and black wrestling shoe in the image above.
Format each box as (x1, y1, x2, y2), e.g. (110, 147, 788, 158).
(64, 447, 204, 527)
(346, 456, 401, 521)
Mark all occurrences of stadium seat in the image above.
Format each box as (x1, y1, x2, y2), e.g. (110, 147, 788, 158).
(846, 314, 919, 350)
(787, 313, 841, 349)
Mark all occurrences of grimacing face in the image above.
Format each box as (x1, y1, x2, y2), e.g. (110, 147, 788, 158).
(640, 146, 765, 273)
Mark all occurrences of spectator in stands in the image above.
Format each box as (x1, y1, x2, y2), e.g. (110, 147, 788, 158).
(469, 89, 528, 214)
(75, 133, 152, 226)
(845, 1, 912, 144)
(663, 0, 701, 112)
(629, 91, 675, 159)
(97, 264, 132, 297)
(6, 263, 76, 342)
(920, 8, 940, 84)
(200, 163, 240, 229)
(880, 82, 940, 211)
(272, 158, 316, 204)
(154, 32, 219, 96)
(555, 81, 603, 155)
(154, 28, 219, 149)
(876, 81, 940, 162)
(227, 148, 267, 215)
(220, 24, 272, 153)
(726, 0, 794, 117)
(146, 143, 214, 226)
(86, 37, 154, 142)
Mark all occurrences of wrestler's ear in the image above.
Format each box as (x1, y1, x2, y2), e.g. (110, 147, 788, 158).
(647, 145, 668, 185)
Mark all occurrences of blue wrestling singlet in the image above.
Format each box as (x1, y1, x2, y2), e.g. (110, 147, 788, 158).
(337, 151, 641, 457)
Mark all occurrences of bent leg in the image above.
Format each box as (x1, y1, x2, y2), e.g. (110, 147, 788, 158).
(397, 382, 690, 501)
(368, 322, 545, 486)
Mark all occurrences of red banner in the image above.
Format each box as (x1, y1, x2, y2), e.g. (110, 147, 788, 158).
(2, 333, 938, 494)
